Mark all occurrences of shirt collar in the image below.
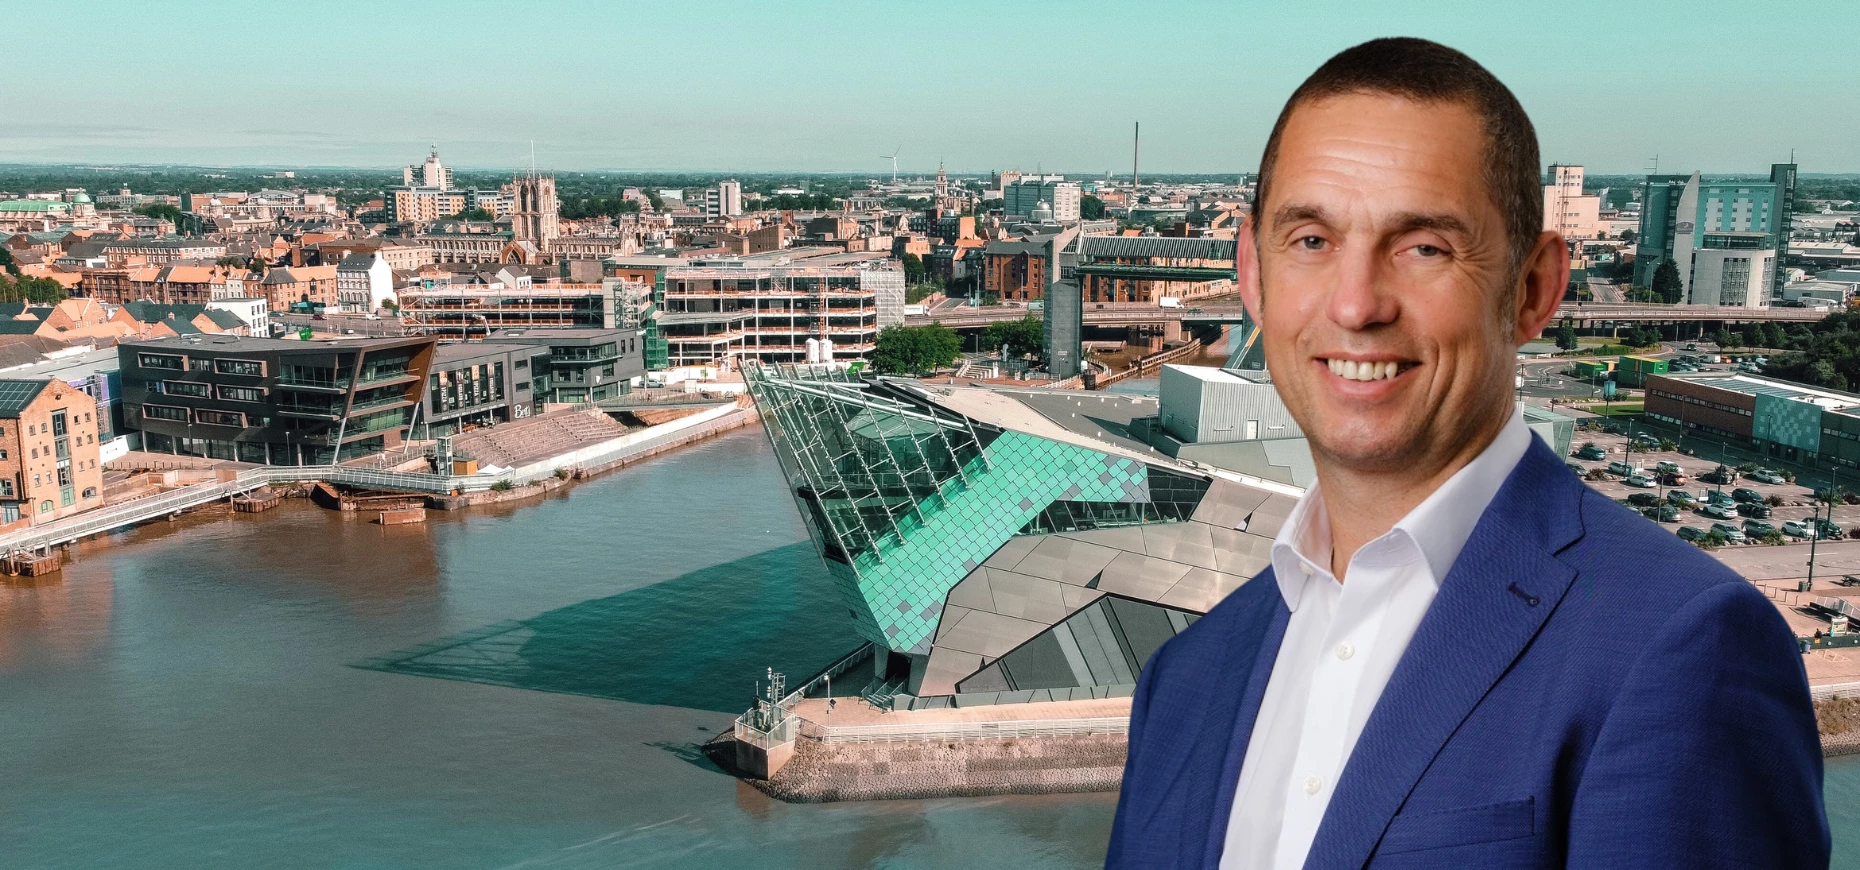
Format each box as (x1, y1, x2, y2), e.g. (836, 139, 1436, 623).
(1269, 405, 1535, 611)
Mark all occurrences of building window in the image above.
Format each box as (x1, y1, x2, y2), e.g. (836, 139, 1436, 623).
(138, 353, 183, 370)
(142, 404, 190, 422)
(81, 486, 96, 498)
(215, 358, 264, 377)
(0, 480, 11, 497)
(163, 380, 211, 398)
(38, 500, 51, 514)
(194, 410, 244, 427)
(219, 386, 263, 402)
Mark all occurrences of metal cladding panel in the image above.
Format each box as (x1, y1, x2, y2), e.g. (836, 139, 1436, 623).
(1012, 535, 1123, 586)
(931, 608, 1049, 659)
(1208, 525, 1275, 577)
(981, 535, 1042, 571)
(981, 568, 1072, 624)
(1190, 477, 1273, 528)
(1140, 523, 1219, 570)
(1158, 566, 1246, 612)
(1244, 494, 1300, 539)
(1096, 551, 1192, 600)
(1059, 524, 1148, 553)
(1106, 596, 1179, 670)
(1753, 392, 1822, 452)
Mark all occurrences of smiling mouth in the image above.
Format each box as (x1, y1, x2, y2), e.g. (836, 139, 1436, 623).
(1321, 358, 1418, 382)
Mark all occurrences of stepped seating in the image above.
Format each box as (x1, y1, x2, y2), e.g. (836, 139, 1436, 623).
(451, 409, 631, 468)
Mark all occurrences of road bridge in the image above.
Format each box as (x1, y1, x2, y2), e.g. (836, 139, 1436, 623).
(906, 301, 1834, 330)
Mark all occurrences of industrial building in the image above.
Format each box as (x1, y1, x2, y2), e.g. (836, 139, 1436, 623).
(1645, 372, 1860, 466)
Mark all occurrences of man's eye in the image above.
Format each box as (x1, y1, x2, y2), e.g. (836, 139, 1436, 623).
(1413, 244, 1442, 257)
(1297, 236, 1325, 251)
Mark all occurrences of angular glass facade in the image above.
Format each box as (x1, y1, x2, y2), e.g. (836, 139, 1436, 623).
(746, 362, 1296, 701)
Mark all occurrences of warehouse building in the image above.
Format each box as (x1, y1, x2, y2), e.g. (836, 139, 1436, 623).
(1645, 372, 1860, 466)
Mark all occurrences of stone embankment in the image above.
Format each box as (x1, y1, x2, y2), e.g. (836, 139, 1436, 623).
(1819, 696, 1860, 757)
(712, 732, 1127, 803)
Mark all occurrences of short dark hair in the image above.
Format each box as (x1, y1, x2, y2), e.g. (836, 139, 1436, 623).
(1254, 37, 1542, 273)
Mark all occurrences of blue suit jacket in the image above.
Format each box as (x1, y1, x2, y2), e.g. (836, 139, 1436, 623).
(1108, 437, 1829, 868)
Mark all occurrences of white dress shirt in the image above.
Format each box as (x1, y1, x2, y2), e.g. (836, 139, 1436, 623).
(1219, 406, 1534, 870)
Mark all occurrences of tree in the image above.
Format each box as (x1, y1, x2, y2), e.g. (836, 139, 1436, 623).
(1079, 195, 1105, 220)
(1763, 322, 1787, 350)
(900, 252, 926, 284)
(1555, 323, 1578, 351)
(1619, 229, 1636, 244)
(983, 316, 1044, 359)
(134, 203, 184, 226)
(1650, 259, 1683, 304)
(871, 324, 962, 374)
(0, 274, 69, 304)
(0, 247, 16, 277)
(1742, 323, 1762, 348)
(905, 282, 940, 305)
(448, 207, 494, 222)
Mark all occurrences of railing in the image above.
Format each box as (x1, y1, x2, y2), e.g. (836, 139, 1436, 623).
(796, 716, 1129, 744)
(0, 406, 759, 555)
(733, 716, 799, 750)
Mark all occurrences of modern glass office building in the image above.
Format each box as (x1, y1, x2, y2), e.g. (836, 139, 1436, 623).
(745, 363, 1298, 705)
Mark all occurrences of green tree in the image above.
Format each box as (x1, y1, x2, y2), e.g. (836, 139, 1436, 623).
(1763, 322, 1787, 350)
(1079, 195, 1106, 220)
(905, 282, 940, 305)
(1650, 259, 1683, 304)
(1742, 323, 1763, 348)
(1555, 323, 1578, 351)
(0, 247, 16, 277)
(134, 203, 184, 225)
(900, 252, 926, 284)
(983, 316, 1044, 359)
(871, 324, 962, 374)
(0, 274, 69, 304)
(448, 207, 494, 221)
(1618, 229, 1636, 244)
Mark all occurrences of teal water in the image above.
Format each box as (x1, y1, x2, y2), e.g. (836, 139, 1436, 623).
(0, 424, 1854, 867)
(0, 427, 1115, 869)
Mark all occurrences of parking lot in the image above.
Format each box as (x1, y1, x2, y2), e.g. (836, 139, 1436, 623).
(1565, 428, 1860, 546)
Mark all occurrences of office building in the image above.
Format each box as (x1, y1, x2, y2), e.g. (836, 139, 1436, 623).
(421, 341, 554, 436)
(744, 363, 1298, 703)
(481, 328, 645, 403)
(1004, 176, 1081, 223)
(1543, 164, 1601, 239)
(705, 180, 743, 219)
(1635, 164, 1797, 306)
(0, 378, 106, 529)
(399, 276, 642, 337)
(657, 252, 905, 367)
(1646, 372, 1860, 467)
(118, 334, 436, 465)
(403, 147, 454, 190)
(1074, 235, 1237, 303)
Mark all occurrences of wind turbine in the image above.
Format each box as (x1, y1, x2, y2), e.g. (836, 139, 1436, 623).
(879, 146, 901, 183)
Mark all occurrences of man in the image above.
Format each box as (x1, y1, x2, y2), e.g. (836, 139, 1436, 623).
(1108, 38, 1827, 868)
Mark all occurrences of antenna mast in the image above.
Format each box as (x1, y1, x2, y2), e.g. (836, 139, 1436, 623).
(1133, 121, 1140, 191)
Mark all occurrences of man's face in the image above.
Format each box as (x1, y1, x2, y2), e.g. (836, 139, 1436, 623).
(1242, 93, 1521, 474)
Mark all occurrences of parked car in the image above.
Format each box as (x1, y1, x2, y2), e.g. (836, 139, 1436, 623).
(1660, 473, 1689, 486)
(1667, 491, 1697, 507)
(1685, 343, 1699, 351)
(1711, 522, 1749, 543)
(1736, 502, 1772, 519)
(1783, 520, 1814, 538)
(1707, 489, 1736, 506)
(1701, 503, 1736, 520)
(1576, 445, 1607, 461)
(1731, 488, 1764, 503)
(1643, 505, 1680, 523)
(1700, 467, 1733, 485)
(1678, 526, 1706, 541)
(1631, 434, 1662, 448)
(1566, 462, 1586, 474)
(1625, 473, 1656, 488)
(1746, 469, 1786, 485)
(1627, 492, 1661, 507)
(1743, 519, 1777, 537)
(1607, 461, 1636, 476)
(1656, 461, 1684, 475)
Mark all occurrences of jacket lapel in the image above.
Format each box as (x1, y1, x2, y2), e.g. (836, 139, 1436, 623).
(1302, 439, 1586, 868)
(1192, 594, 1291, 869)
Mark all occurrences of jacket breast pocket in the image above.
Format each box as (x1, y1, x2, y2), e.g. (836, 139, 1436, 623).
(1376, 796, 1536, 856)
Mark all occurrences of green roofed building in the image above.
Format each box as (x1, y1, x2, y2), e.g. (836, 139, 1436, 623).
(744, 362, 1299, 706)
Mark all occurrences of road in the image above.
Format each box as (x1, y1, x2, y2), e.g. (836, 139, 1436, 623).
(908, 300, 1831, 330)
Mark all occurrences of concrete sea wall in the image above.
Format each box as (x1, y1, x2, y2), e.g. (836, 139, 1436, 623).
(718, 733, 1127, 803)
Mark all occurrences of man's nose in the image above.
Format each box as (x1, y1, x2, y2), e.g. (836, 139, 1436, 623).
(1325, 246, 1399, 331)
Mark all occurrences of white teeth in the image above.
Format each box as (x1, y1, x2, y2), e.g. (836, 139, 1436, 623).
(1327, 359, 1402, 381)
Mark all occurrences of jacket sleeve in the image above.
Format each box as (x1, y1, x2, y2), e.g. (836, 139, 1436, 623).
(1566, 580, 1829, 868)
(1106, 636, 1168, 867)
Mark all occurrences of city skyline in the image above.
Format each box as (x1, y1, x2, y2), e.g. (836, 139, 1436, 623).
(4, 0, 1853, 174)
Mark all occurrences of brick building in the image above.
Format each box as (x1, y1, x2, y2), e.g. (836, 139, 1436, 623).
(0, 378, 105, 529)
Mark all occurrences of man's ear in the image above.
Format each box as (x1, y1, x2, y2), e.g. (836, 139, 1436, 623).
(1238, 215, 1263, 324)
(1515, 230, 1569, 345)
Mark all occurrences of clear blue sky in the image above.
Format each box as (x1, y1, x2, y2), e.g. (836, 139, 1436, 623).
(3, 0, 1851, 175)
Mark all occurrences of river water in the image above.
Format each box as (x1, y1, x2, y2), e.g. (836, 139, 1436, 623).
(1, 424, 1854, 868)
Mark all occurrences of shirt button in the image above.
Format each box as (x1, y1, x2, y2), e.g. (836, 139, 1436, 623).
(1303, 776, 1322, 795)
(1335, 642, 1354, 661)
(1300, 564, 1313, 578)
